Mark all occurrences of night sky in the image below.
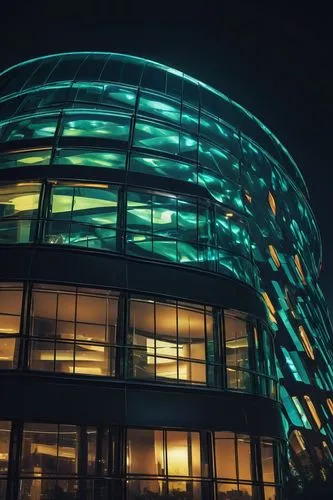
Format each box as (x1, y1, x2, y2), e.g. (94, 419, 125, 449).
(1, 3, 332, 308)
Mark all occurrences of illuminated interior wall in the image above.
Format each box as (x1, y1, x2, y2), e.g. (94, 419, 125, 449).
(0, 52, 332, 486)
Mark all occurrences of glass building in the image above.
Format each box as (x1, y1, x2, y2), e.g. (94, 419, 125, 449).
(0, 52, 332, 499)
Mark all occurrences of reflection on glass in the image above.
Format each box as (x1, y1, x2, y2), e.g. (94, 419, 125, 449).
(225, 312, 250, 392)
(0, 283, 23, 369)
(53, 149, 126, 169)
(29, 284, 118, 376)
(127, 297, 210, 385)
(61, 112, 130, 141)
(0, 149, 51, 169)
(45, 184, 118, 251)
(0, 183, 41, 244)
(2, 114, 58, 141)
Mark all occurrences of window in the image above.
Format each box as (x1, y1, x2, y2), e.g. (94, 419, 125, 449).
(29, 284, 119, 376)
(214, 432, 253, 498)
(129, 154, 197, 184)
(44, 183, 119, 251)
(0, 182, 41, 244)
(327, 398, 333, 416)
(298, 326, 315, 360)
(294, 254, 306, 284)
(304, 395, 321, 429)
(126, 190, 213, 269)
(268, 192, 276, 216)
(0, 421, 11, 499)
(0, 283, 23, 369)
(199, 114, 240, 157)
(138, 91, 181, 124)
(53, 148, 126, 170)
(268, 245, 280, 269)
(0, 149, 51, 169)
(126, 428, 205, 499)
(134, 119, 179, 154)
(198, 140, 239, 183)
(225, 312, 251, 392)
(61, 112, 130, 142)
(1, 114, 58, 142)
(127, 297, 217, 386)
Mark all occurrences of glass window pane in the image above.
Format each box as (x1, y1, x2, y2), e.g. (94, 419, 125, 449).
(214, 432, 237, 479)
(129, 299, 154, 346)
(53, 149, 126, 169)
(102, 83, 137, 110)
(61, 112, 130, 141)
(0, 421, 11, 475)
(237, 435, 252, 480)
(225, 312, 249, 370)
(2, 114, 58, 141)
(0, 149, 51, 169)
(127, 429, 164, 475)
(0, 284, 23, 333)
(129, 154, 197, 184)
(21, 423, 78, 475)
(198, 140, 239, 183)
(0, 338, 19, 369)
(134, 120, 179, 154)
(46, 185, 118, 251)
(261, 439, 276, 483)
(178, 305, 205, 361)
(138, 92, 181, 124)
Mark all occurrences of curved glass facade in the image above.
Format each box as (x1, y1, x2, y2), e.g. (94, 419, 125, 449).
(0, 52, 332, 498)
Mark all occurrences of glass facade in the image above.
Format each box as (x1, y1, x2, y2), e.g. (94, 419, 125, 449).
(0, 281, 277, 396)
(0, 52, 332, 497)
(0, 421, 282, 500)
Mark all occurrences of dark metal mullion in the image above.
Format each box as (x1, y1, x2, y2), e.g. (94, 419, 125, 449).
(176, 301, 179, 382)
(154, 300, 157, 381)
(17, 281, 29, 371)
(221, 310, 227, 390)
(116, 293, 126, 380)
(53, 292, 59, 372)
(73, 289, 78, 375)
(49, 109, 64, 166)
(164, 430, 169, 494)
(247, 319, 257, 395)
(6, 420, 23, 500)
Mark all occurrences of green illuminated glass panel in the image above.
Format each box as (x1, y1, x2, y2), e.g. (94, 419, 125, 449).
(181, 104, 199, 134)
(0, 183, 41, 243)
(200, 113, 240, 156)
(61, 112, 130, 141)
(138, 91, 180, 124)
(199, 140, 239, 183)
(53, 149, 126, 169)
(198, 170, 244, 212)
(45, 184, 118, 250)
(1, 114, 58, 141)
(0, 149, 51, 169)
(129, 154, 197, 183)
(134, 120, 179, 154)
(101, 83, 137, 109)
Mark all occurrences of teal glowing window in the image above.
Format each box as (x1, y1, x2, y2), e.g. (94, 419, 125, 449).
(134, 120, 179, 154)
(292, 396, 312, 429)
(61, 112, 130, 141)
(199, 113, 240, 156)
(129, 154, 197, 183)
(281, 347, 302, 382)
(280, 386, 304, 427)
(198, 170, 244, 212)
(101, 83, 137, 109)
(53, 149, 126, 169)
(0, 183, 41, 244)
(0, 149, 51, 168)
(138, 91, 181, 124)
(44, 183, 119, 251)
(1, 114, 58, 141)
(198, 140, 239, 183)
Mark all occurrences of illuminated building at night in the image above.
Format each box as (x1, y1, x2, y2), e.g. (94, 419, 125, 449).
(0, 52, 332, 499)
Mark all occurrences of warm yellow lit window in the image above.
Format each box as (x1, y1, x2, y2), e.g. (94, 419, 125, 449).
(268, 191, 276, 216)
(268, 245, 280, 268)
(262, 292, 276, 316)
(298, 326, 315, 360)
(304, 395, 321, 429)
(290, 430, 306, 454)
(327, 398, 333, 416)
(245, 191, 252, 203)
(294, 255, 306, 284)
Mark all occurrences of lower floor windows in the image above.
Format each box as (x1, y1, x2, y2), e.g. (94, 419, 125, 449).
(0, 281, 277, 399)
(1, 420, 283, 500)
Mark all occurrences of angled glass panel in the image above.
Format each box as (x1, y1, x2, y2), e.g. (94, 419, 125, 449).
(129, 154, 197, 183)
(200, 113, 240, 156)
(102, 83, 137, 110)
(1, 114, 58, 141)
(45, 184, 118, 251)
(198, 140, 239, 183)
(72, 82, 104, 106)
(0, 149, 51, 169)
(138, 91, 181, 124)
(198, 170, 244, 212)
(0, 183, 41, 243)
(61, 112, 130, 141)
(134, 119, 179, 154)
(53, 149, 126, 169)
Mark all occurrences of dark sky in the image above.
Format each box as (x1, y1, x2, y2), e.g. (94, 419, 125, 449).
(1, 3, 333, 307)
